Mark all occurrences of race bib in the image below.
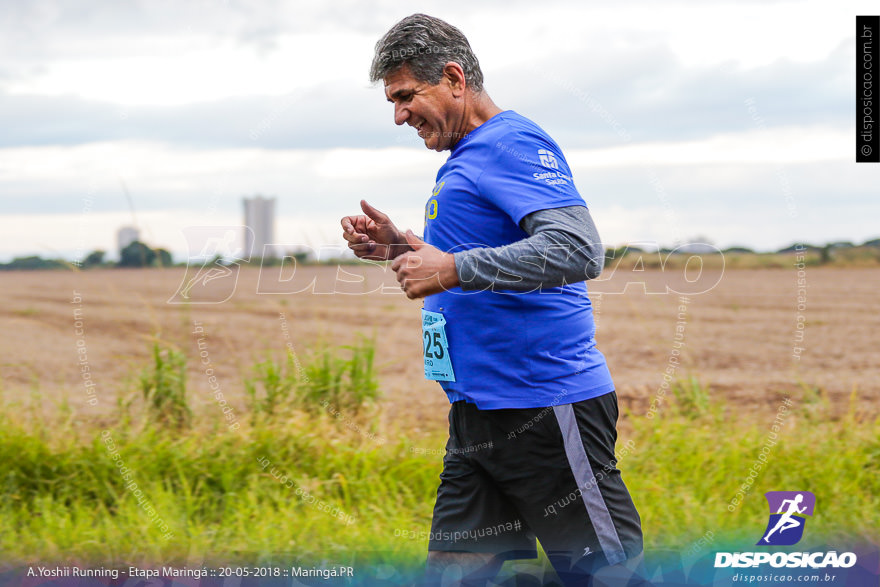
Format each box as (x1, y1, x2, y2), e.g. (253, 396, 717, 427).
(422, 309, 455, 382)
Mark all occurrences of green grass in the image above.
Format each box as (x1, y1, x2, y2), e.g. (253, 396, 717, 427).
(139, 340, 191, 428)
(300, 337, 379, 414)
(245, 336, 380, 418)
(669, 375, 713, 420)
(0, 372, 877, 567)
(0, 413, 437, 566)
(245, 351, 296, 417)
(625, 386, 880, 550)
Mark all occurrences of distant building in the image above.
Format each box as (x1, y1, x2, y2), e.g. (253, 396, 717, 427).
(117, 226, 140, 254)
(677, 237, 717, 254)
(677, 243, 718, 254)
(243, 195, 276, 259)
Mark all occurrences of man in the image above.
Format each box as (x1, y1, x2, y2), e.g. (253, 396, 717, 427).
(341, 14, 645, 586)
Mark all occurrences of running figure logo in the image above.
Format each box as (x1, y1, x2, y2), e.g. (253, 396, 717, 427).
(758, 491, 816, 546)
(168, 226, 253, 304)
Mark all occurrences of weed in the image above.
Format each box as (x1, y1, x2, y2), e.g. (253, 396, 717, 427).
(246, 337, 379, 417)
(671, 376, 711, 419)
(139, 340, 191, 428)
(301, 337, 379, 414)
(245, 351, 297, 417)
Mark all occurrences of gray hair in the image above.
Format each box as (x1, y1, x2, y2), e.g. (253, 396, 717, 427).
(369, 14, 484, 93)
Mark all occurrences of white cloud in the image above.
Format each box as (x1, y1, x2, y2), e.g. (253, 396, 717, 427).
(567, 125, 848, 168)
(4, 32, 377, 106)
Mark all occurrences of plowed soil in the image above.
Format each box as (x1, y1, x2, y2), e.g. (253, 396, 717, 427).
(2, 264, 877, 432)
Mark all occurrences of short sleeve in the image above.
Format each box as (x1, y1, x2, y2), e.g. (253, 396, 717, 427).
(477, 129, 585, 225)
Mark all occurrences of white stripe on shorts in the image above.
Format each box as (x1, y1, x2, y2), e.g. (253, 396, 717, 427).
(553, 403, 627, 566)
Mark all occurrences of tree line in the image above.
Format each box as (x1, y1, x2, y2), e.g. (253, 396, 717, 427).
(0, 241, 173, 271)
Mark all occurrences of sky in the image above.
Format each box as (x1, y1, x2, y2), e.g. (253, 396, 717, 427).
(1, 0, 877, 262)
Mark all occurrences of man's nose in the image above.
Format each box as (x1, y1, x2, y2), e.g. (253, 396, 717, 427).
(394, 103, 408, 126)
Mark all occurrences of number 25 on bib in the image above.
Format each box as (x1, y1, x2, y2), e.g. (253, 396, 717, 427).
(422, 309, 455, 382)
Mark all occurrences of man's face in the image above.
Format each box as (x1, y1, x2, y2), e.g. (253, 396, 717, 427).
(384, 65, 461, 152)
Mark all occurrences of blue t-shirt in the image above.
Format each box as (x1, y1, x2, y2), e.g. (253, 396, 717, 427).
(422, 110, 615, 409)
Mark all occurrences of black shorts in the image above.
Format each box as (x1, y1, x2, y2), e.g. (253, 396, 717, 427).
(429, 391, 643, 579)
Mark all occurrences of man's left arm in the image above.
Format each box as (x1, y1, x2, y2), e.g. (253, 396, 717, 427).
(454, 205, 605, 291)
(391, 205, 605, 298)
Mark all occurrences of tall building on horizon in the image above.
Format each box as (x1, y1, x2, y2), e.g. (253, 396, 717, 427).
(117, 226, 140, 254)
(243, 195, 276, 259)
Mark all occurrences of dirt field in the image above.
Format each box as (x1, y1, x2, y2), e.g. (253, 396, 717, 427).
(2, 262, 878, 433)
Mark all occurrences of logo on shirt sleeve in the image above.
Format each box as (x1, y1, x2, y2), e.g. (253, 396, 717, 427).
(533, 149, 570, 186)
(537, 149, 559, 169)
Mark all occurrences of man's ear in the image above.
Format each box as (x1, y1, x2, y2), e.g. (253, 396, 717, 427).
(443, 62, 467, 95)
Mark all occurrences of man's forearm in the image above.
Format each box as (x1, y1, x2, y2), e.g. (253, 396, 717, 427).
(386, 229, 417, 259)
(453, 205, 604, 291)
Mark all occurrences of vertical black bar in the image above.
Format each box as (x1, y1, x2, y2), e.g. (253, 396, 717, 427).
(856, 15, 880, 162)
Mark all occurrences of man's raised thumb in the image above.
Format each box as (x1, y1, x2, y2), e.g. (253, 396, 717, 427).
(360, 200, 389, 222)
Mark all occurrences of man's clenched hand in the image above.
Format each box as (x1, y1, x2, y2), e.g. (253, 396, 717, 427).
(341, 200, 408, 261)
